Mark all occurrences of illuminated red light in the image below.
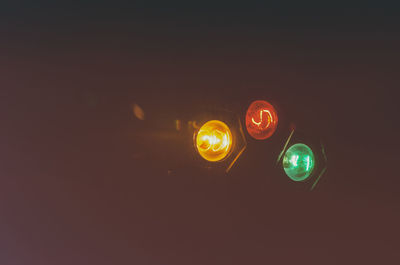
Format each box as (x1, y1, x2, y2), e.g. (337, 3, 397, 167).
(245, 100, 278, 140)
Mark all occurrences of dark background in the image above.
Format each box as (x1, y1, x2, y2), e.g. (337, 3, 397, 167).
(1, 2, 400, 264)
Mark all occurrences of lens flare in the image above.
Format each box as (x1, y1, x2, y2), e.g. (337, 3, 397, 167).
(195, 120, 233, 162)
(282, 143, 315, 181)
(245, 100, 278, 140)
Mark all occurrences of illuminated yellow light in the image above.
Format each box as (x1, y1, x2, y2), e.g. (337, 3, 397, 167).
(195, 120, 233, 162)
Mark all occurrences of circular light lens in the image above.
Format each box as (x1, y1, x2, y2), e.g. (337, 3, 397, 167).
(196, 120, 233, 162)
(283, 143, 315, 181)
(245, 100, 278, 140)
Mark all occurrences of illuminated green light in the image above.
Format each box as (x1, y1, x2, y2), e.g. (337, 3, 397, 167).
(283, 143, 315, 181)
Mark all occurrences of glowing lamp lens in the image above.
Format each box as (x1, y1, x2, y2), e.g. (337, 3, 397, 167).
(283, 143, 315, 181)
(196, 120, 233, 162)
(245, 100, 278, 140)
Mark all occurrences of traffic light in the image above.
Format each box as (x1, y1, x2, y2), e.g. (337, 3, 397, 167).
(132, 98, 327, 190)
(282, 143, 315, 182)
(195, 120, 233, 162)
(245, 100, 278, 140)
(190, 108, 247, 173)
(277, 129, 328, 190)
